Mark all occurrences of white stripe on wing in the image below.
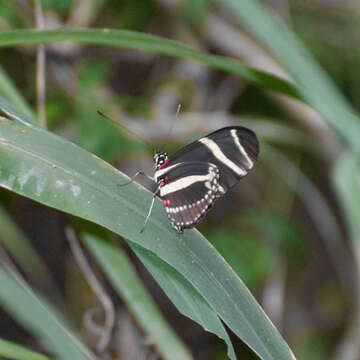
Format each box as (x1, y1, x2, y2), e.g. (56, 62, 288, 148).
(230, 129, 253, 168)
(154, 163, 181, 181)
(160, 174, 211, 196)
(198, 137, 246, 176)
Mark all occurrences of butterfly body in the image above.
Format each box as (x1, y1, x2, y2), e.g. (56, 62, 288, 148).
(151, 126, 259, 234)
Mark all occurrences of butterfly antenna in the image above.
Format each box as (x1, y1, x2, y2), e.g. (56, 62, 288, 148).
(167, 103, 181, 139)
(159, 104, 181, 152)
(175, 103, 181, 117)
(97, 110, 153, 151)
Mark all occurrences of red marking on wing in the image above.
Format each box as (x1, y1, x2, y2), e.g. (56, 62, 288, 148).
(159, 159, 170, 169)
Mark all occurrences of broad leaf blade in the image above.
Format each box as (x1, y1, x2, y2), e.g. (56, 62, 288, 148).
(0, 100, 294, 360)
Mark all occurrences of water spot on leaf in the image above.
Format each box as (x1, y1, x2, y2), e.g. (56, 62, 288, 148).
(70, 183, 81, 197)
(55, 179, 66, 188)
(18, 168, 37, 190)
(35, 176, 46, 196)
(1, 173, 16, 190)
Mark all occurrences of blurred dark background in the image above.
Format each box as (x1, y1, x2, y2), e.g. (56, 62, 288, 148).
(1, 0, 359, 359)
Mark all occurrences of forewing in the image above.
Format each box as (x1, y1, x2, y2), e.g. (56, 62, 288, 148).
(158, 162, 221, 231)
(169, 126, 259, 190)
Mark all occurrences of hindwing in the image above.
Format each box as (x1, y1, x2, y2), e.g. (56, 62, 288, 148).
(156, 162, 222, 233)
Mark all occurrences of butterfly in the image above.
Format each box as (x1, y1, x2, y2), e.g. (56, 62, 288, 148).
(137, 126, 259, 234)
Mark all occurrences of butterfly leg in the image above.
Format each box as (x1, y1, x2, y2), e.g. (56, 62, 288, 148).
(118, 171, 155, 187)
(175, 226, 184, 235)
(140, 186, 160, 234)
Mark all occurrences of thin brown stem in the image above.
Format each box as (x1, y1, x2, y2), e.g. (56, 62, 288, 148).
(34, 0, 46, 128)
(65, 227, 115, 353)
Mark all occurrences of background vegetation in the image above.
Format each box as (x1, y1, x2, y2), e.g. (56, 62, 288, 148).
(0, 0, 359, 359)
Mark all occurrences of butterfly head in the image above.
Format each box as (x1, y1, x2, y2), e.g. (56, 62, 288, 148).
(154, 151, 168, 170)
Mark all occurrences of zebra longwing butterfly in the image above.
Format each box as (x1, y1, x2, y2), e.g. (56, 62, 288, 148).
(140, 126, 259, 234)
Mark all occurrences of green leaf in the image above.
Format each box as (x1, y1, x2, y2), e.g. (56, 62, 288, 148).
(0, 205, 48, 283)
(129, 241, 237, 360)
(331, 153, 360, 360)
(82, 232, 193, 360)
(204, 228, 273, 289)
(0, 66, 35, 119)
(332, 153, 360, 249)
(0, 95, 38, 126)
(0, 267, 96, 360)
(0, 28, 298, 99)
(0, 338, 52, 360)
(0, 98, 295, 360)
(215, 0, 360, 151)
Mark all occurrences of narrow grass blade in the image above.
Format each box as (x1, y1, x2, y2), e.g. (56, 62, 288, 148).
(332, 154, 360, 252)
(0, 338, 52, 360)
(0, 95, 38, 126)
(0, 28, 298, 99)
(0, 267, 96, 360)
(215, 0, 360, 151)
(0, 205, 48, 283)
(332, 153, 360, 359)
(0, 66, 35, 120)
(82, 232, 193, 360)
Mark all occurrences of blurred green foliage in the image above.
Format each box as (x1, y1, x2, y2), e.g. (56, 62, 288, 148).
(0, 0, 360, 359)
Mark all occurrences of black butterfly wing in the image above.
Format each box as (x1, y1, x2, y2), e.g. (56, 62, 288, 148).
(168, 126, 259, 191)
(158, 162, 221, 232)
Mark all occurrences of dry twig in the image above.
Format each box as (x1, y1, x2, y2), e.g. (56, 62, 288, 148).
(65, 227, 115, 353)
(34, 0, 46, 128)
